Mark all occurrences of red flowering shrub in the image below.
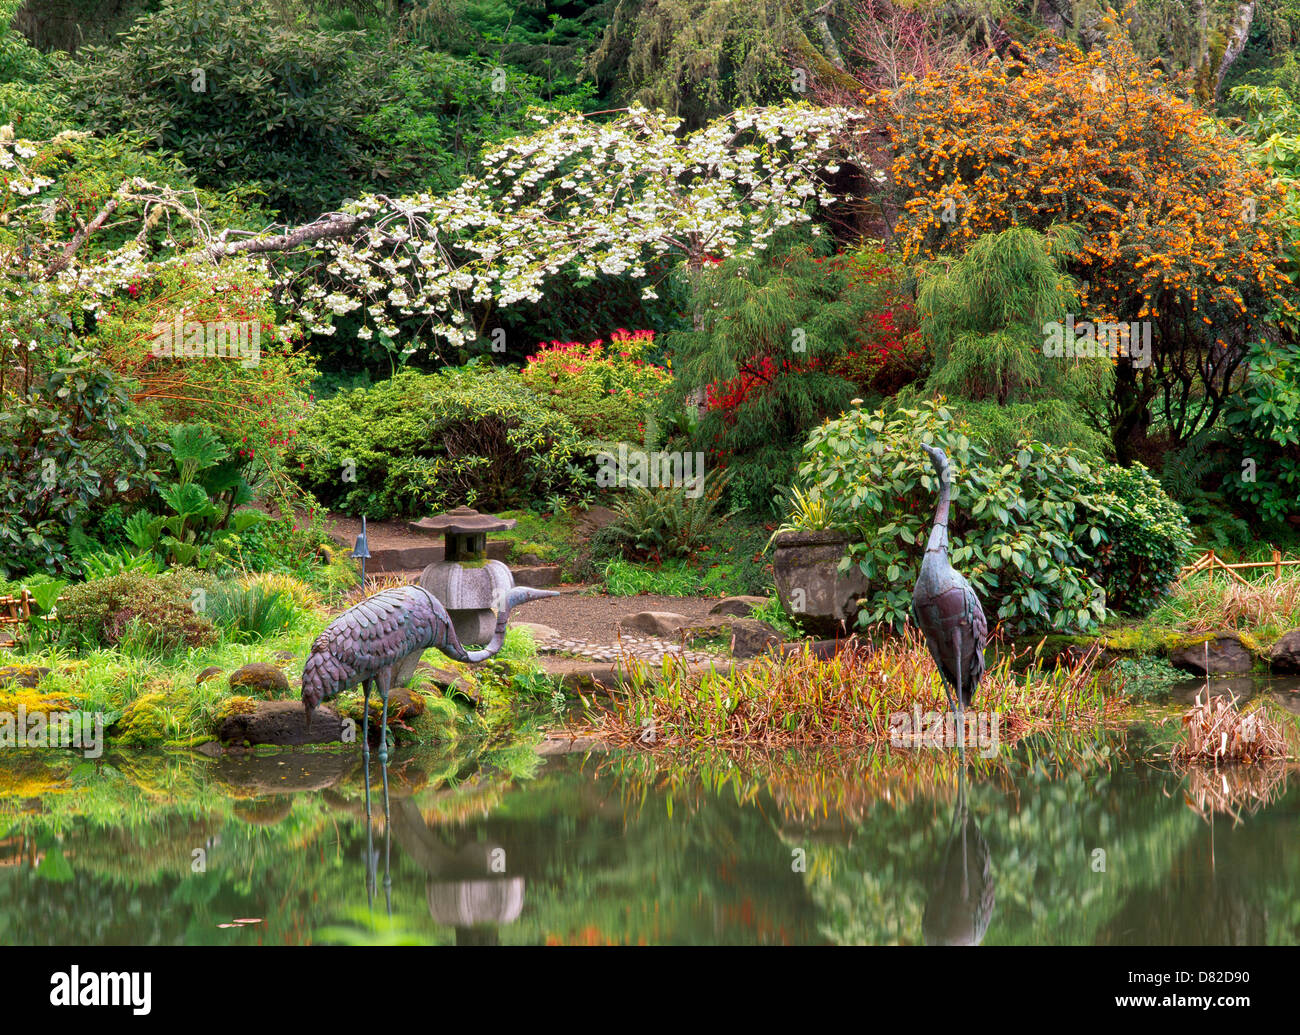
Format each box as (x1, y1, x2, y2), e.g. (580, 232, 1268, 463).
(669, 237, 920, 514)
(702, 249, 922, 421)
(82, 262, 315, 491)
(520, 328, 672, 441)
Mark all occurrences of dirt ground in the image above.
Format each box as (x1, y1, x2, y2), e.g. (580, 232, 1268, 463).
(316, 512, 440, 551)
(312, 507, 724, 641)
(510, 586, 720, 642)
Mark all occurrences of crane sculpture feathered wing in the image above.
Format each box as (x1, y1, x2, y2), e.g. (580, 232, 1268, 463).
(911, 444, 988, 754)
(302, 583, 556, 763)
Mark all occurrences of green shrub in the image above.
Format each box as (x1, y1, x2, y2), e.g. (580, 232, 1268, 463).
(1222, 341, 1300, 527)
(927, 396, 1113, 462)
(1090, 463, 1193, 615)
(58, 0, 388, 221)
(80, 549, 163, 581)
(722, 444, 800, 517)
(292, 365, 586, 519)
(58, 570, 218, 653)
(123, 423, 267, 569)
(0, 350, 153, 579)
(797, 399, 1111, 634)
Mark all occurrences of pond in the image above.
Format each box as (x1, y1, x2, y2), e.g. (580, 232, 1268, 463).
(0, 720, 1296, 946)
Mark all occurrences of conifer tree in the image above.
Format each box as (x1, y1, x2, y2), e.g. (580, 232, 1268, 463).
(914, 226, 1114, 457)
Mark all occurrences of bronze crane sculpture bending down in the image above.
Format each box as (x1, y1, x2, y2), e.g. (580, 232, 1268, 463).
(911, 444, 988, 757)
(302, 583, 558, 764)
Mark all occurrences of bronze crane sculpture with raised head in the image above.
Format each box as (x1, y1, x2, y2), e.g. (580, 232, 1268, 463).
(911, 443, 988, 757)
(302, 583, 557, 764)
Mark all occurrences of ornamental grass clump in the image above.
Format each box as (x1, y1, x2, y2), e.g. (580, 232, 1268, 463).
(1150, 569, 1300, 638)
(580, 628, 1118, 749)
(1170, 692, 1288, 767)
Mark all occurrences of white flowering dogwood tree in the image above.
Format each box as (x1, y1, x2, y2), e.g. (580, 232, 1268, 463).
(4, 102, 877, 362)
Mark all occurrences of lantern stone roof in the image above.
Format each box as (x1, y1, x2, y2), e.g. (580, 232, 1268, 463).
(409, 506, 516, 535)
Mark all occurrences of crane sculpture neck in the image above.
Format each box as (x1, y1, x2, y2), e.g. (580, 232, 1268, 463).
(413, 584, 515, 663)
(926, 460, 951, 556)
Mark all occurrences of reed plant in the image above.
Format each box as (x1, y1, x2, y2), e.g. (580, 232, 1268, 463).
(578, 628, 1120, 750)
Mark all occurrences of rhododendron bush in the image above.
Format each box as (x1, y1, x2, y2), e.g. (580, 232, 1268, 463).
(519, 329, 672, 442)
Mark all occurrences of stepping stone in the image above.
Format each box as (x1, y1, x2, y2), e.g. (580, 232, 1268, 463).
(616, 611, 690, 638)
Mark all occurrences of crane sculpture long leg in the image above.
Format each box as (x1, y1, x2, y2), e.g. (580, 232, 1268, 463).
(303, 584, 556, 912)
(953, 626, 965, 764)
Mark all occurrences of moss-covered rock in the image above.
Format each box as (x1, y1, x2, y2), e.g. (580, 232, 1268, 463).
(116, 692, 174, 746)
(0, 664, 52, 689)
(217, 695, 258, 720)
(1167, 631, 1258, 675)
(227, 663, 290, 696)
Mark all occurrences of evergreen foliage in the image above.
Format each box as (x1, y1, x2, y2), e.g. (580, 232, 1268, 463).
(915, 226, 1113, 458)
(667, 231, 916, 513)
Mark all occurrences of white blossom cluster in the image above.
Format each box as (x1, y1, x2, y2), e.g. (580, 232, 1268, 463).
(4, 103, 875, 356)
(281, 102, 871, 348)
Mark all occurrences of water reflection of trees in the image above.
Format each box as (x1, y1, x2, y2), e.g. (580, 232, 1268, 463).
(0, 727, 1297, 945)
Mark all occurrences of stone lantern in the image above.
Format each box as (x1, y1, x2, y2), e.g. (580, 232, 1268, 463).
(416, 507, 517, 645)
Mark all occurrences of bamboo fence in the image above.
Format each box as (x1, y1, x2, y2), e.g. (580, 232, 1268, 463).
(1177, 548, 1300, 585)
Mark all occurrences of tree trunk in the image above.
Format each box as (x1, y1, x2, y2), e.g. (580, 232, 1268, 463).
(1215, 3, 1257, 98)
(807, 1, 846, 69)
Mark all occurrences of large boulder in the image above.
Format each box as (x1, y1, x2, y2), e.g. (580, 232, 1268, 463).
(616, 611, 690, 638)
(227, 663, 290, 696)
(1168, 633, 1256, 676)
(219, 700, 346, 747)
(1268, 629, 1300, 672)
(708, 595, 770, 619)
(576, 504, 620, 533)
(684, 616, 782, 659)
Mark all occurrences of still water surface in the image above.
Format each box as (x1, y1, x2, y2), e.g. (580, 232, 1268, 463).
(1, 721, 1296, 946)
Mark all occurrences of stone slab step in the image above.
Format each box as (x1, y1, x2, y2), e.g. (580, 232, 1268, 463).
(356, 539, 511, 573)
(512, 565, 562, 587)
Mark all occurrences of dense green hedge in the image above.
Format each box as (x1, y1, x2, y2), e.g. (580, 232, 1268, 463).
(292, 365, 588, 519)
(1090, 463, 1194, 616)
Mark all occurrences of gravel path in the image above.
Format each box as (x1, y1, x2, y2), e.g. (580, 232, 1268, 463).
(509, 585, 720, 642)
